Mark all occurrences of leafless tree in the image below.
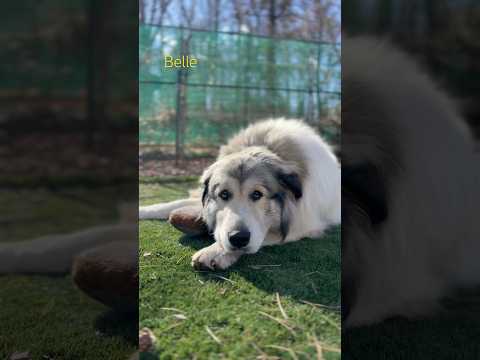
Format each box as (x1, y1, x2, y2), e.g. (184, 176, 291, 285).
(206, 0, 222, 31)
(174, 0, 196, 162)
(230, 0, 339, 42)
(139, 0, 146, 23)
(141, 0, 173, 25)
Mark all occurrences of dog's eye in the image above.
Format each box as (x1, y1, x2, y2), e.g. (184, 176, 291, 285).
(219, 190, 231, 201)
(250, 190, 263, 201)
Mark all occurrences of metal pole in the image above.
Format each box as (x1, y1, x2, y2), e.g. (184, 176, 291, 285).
(175, 67, 182, 165)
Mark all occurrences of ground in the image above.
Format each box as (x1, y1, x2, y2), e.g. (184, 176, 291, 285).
(139, 177, 341, 359)
(0, 186, 137, 360)
(343, 290, 480, 360)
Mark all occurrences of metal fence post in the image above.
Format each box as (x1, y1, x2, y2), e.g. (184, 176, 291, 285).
(174, 28, 183, 165)
(175, 65, 182, 165)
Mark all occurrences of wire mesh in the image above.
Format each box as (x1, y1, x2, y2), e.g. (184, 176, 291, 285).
(139, 24, 341, 151)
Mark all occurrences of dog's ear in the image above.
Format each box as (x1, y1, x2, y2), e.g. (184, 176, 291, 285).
(200, 163, 216, 207)
(201, 176, 210, 206)
(342, 163, 388, 225)
(271, 192, 291, 240)
(277, 171, 303, 200)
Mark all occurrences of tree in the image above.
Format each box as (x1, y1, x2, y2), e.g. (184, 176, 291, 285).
(174, 0, 196, 162)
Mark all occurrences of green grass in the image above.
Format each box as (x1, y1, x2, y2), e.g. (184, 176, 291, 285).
(0, 186, 137, 359)
(343, 292, 480, 360)
(0, 276, 137, 359)
(139, 179, 341, 359)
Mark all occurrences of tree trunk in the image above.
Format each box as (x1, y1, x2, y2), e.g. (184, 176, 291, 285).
(267, 0, 277, 112)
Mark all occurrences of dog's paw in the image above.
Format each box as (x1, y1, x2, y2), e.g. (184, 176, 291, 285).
(191, 245, 225, 270)
(191, 244, 240, 271)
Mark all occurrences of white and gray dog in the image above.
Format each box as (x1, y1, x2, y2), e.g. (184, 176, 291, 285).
(342, 38, 480, 328)
(140, 119, 341, 270)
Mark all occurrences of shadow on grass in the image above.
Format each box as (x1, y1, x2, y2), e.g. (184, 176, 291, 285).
(179, 227, 340, 307)
(343, 289, 480, 359)
(95, 309, 139, 346)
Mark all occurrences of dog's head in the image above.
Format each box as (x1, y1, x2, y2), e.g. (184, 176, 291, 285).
(200, 147, 303, 254)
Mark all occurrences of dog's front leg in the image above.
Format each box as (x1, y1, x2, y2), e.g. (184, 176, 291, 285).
(191, 243, 241, 270)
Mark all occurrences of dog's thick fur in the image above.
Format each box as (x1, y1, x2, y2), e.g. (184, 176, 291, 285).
(0, 205, 137, 274)
(140, 119, 341, 270)
(342, 38, 480, 328)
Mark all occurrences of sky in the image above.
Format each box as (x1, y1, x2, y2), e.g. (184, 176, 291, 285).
(142, 0, 341, 42)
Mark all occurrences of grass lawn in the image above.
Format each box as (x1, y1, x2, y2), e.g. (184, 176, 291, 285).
(343, 290, 480, 360)
(139, 178, 341, 359)
(343, 312, 480, 360)
(0, 186, 137, 360)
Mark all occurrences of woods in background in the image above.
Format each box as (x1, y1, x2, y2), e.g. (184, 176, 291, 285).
(139, 0, 341, 159)
(344, 0, 480, 137)
(139, 0, 340, 43)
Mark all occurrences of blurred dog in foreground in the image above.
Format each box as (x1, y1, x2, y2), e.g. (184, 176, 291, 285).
(140, 119, 341, 270)
(0, 205, 138, 312)
(0, 204, 136, 274)
(342, 38, 480, 327)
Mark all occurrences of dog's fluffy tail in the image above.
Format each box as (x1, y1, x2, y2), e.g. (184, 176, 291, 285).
(139, 198, 200, 220)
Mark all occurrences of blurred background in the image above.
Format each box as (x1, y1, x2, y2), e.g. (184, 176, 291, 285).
(343, 1, 480, 359)
(0, 1, 138, 359)
(1, 1, 138, 186)
(139, 0, 341, 177)
(344, 0, 480, 138)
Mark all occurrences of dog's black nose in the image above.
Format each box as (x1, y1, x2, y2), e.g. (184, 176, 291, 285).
(229, 230, 250, 248)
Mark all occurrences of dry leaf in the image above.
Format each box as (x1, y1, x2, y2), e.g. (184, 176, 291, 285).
(173, 314, 187, 320)
(139, 327, 156, 352)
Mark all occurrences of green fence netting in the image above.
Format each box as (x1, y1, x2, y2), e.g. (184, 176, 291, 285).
(3, 1, 135, 100)
(139, 24, 341, 150)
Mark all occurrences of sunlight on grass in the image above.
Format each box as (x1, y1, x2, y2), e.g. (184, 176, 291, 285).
(0, 187, 136, 359)
(140, 179, 341, 359)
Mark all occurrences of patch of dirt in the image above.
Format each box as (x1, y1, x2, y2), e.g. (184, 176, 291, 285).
(1, 133, 137, 181)
(139, 157, 214, 177)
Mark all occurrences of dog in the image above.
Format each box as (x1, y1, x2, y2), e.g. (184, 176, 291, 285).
(140, 119, 341, 270)
(342, 37, 480, 328)
(0, 204, 137, 274)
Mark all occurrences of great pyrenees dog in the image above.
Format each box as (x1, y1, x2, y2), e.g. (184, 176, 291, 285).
(342, 38, 480, 328)
(140, 119, 341, 270)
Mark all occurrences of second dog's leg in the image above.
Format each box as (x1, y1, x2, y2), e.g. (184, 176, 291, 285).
(139, 198, 200, 220)
(191, 243, 242, 270)
(0, 224, 136, 274)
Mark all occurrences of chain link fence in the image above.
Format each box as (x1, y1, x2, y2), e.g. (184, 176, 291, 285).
(139, 24, 340, 158)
